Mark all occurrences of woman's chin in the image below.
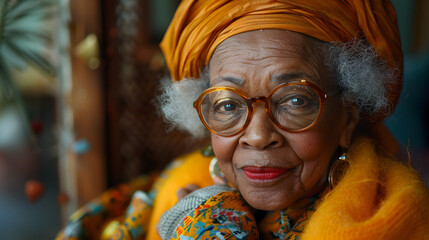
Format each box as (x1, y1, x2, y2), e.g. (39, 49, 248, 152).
(239, 187, 300, 211)
(233, 172, 303, 211)
(245, 196, 296, 211)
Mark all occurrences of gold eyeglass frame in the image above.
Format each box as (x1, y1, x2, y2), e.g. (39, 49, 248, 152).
(193, 80, 329, 137)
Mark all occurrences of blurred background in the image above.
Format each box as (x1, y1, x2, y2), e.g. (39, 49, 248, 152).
(0, 0, 427, 239)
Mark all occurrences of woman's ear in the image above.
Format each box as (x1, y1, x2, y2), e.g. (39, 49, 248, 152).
(339, 105, 359, 148)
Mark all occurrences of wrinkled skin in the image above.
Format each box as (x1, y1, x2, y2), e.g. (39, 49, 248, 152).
(209, 30, 358, 211)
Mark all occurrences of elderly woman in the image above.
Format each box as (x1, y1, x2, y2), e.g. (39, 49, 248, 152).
(156, 0, 429, 238)
(57, 0, 429, 239)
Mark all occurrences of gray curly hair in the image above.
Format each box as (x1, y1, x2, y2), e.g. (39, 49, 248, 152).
(158, 38, 396, 138)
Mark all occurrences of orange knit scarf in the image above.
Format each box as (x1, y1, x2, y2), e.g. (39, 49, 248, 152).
(156, 137, 429, 239)
(301, 137, 429, 239)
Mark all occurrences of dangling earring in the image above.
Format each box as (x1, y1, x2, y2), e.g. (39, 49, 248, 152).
(209, 157, 225, 179)
(328, 152, 350, 188)
(201, 145, 214, 157)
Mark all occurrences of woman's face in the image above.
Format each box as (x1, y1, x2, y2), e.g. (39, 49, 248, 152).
(209, 30, 357, 211)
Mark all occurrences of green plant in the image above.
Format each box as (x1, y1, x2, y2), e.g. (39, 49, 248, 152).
(0, 0, 54, 109)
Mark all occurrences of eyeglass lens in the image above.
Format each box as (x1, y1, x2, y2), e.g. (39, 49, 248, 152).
(199, 84, 321, 136)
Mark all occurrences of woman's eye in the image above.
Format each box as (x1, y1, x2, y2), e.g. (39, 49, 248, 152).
(282, 95, 310, 108)
(213, 99, 242, 113)
(222, 103, 236, 111)
(275, 93, 319, 117)
(215, 101, 236, 112)
(290, 97, 306, 106)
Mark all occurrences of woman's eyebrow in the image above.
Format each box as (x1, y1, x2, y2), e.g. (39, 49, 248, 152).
(271, 72, 314, 84)
(223, 76, 244, 85)
(210, 76, 244, 87)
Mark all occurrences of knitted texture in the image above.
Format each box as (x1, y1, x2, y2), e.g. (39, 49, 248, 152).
(157, 137, 429, 239)
(158, 185, 234, 239)
(57, 137, 429, 239)
(146, 150, 213, 240)
(302, 137, 429, 239)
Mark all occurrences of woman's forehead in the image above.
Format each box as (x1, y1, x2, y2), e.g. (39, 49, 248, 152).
(209, 30, 334, 90)
(212, 30, 312, 62)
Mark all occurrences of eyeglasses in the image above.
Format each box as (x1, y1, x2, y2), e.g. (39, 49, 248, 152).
(193, 80, 335, 137)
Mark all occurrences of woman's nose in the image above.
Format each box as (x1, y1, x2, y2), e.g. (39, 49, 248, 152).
(239, 104, 284, 149)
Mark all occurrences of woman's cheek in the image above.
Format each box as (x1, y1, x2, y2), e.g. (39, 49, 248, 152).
(288, 132, 327, 160)
(289, 116, 343, 160)
(211, 134, 239, 186)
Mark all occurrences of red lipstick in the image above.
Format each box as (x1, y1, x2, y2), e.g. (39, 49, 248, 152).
(242, 166, 288, 181)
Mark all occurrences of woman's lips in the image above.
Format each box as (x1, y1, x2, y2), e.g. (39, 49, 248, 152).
(242, 166, 288, 181)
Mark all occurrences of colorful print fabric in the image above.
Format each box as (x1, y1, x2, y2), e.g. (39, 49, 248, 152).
(56, 174, 159, 240)
(164, 188, 318, 240)
(259, 206, 315, 240)
(172, 190, 258, 240)
(56, 152, 318, 240)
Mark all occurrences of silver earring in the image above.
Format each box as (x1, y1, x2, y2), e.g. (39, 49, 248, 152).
(209, 157, 225, 179)
(328, 152, 349, 188)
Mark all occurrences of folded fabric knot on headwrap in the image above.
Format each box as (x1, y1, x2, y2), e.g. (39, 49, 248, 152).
(161, 0, 403, 120)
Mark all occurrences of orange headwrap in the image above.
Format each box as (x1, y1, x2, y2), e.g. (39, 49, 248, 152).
(161, 0, 403, 110)
(160, 0, 404, 153)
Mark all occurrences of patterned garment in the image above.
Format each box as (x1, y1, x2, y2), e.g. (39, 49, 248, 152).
(57, 138, 429, 240)
(157, 183, 323, 240)
(56, 174, 160, 240)
(108, 191, 153, 240)
(258, 195, 320, 240)
(171, 190, 259, 240)
(56, 149, 319, 240)
(259, 206, 315, 240)
(57, 177, 317, 240)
